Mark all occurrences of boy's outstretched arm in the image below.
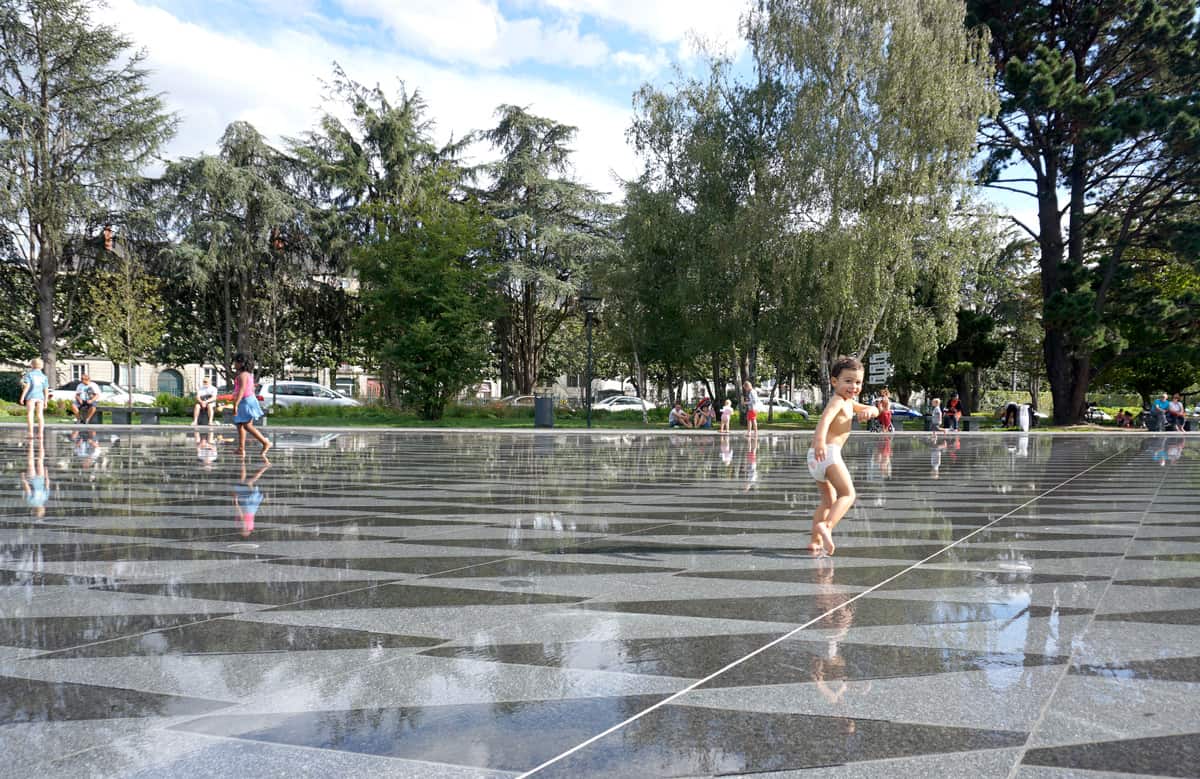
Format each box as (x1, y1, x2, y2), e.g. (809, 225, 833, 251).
(852, 401, 879, 423)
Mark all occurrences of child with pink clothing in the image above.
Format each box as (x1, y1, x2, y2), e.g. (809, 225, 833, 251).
(719, 399, 733, 433)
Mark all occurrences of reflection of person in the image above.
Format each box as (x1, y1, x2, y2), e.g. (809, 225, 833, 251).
(807, 356, 877, 556)
(1166, 437, 1185, 465)
(71, 429, 100, 470)
(720, 433, 733, 465)
(234, 460, 270, 536)
(195, 431, 218, 470)
(743, 434, 758, 491)
(21, 434, 50, 518)
(873, 435, 893, 480)
(811, 558, 859, 704)
(231, 353, 271, 459)
(19, 357, 49, 435)
(930, 435, 949, 478)
(73, 374, 100, 423)
(193, 377, 218, 425)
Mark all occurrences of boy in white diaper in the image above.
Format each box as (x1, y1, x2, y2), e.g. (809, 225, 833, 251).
(807, 356, 878, 556)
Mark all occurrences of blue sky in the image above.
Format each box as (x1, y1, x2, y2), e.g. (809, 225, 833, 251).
(109, 0, 1029, 223)
(110, 0, 745, 195)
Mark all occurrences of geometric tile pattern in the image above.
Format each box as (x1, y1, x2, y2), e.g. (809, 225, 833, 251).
(1, 428, 1197, 777)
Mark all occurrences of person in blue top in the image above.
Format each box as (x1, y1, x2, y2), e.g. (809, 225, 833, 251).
(1152, 393, 1170, 431)
(19, 357, 49, 435)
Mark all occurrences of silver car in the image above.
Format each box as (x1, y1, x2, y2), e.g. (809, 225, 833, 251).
(259, 381, 362, 410)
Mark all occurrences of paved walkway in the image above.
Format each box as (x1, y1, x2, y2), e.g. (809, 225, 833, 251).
(0, 429, 1195, 777)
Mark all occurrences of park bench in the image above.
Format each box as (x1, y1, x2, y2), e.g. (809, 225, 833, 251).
(92, 406, 167, 425)
(959, 415, 983, 432)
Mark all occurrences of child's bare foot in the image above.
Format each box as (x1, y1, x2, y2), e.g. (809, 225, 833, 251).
(261, 442, 272, 461)
(807, 540, 822, 555)
(815, 521, 835, 556)
(235, 449, 245, 456)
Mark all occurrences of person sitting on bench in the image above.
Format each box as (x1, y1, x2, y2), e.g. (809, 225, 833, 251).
(73, 374, 101, 424)
(193, 377, 218, 425)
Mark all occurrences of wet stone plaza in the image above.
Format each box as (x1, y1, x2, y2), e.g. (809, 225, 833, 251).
(0, 427, 1198, 778)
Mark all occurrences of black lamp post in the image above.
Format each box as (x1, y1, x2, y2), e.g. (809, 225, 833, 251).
(580, 287, 602, 429)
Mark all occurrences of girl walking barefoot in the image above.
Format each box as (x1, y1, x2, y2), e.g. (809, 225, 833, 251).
(231, 353, 271, 460)
(19, 358, 48, 436)
(806, 356, 878, 556)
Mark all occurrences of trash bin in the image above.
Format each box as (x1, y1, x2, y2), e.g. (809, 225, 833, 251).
(534, 396, 554, 428)
(1018, 404, 1031, 432)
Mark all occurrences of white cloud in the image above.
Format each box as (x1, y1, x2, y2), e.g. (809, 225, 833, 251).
(532, 0, 747, 50)
(333, 0, 617, 69)
(109, 0, 638, 194)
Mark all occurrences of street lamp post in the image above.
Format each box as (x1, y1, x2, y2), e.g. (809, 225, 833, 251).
(580, 288, 602, 429)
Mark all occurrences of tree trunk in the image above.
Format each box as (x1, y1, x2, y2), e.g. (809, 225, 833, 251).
(37, 268, 57, 385)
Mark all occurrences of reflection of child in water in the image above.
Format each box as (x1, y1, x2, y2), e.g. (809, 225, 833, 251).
(21, 435, 49, 519)
(810, 558, 863, 707)
(234, 461, 270, 537)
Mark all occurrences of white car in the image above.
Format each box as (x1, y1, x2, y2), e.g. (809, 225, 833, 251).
(49, 380, 157, 406)
(755, 398, 809, 419)
(593, 395, 656, 412)
(259, 381, 362, 410)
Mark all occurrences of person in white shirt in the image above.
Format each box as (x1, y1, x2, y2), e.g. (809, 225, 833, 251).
(73, 374, 101, 424)
(193, 377, 218, 425)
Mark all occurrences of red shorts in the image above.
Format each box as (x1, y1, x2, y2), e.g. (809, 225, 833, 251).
(747, 409, 757, 422)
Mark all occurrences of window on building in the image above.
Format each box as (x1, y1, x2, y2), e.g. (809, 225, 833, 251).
(203, 366, 219, 386)
(117, 365, 138, 388)
(71, 364, 87, 382)
(566, 374, 580, 388)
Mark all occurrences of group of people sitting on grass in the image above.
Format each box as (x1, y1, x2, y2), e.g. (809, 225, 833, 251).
(668, 397, 717, 429)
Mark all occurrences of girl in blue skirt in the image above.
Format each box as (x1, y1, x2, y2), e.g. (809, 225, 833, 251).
(232, 353, 271, 459)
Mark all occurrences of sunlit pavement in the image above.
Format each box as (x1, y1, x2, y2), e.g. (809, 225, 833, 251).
(0, 428, 1196, 777)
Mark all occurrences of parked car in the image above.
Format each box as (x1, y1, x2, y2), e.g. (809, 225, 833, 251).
(49, 380, 156, 406)
(887, 402, 924, 419)
(1085, 406, 1113, 422)
(259, 381, 362, 410)
(592, 395, 656, 412)
(755, 398, 809, 419)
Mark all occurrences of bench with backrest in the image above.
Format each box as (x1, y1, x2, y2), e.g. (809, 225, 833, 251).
(92, 406, 167, 425)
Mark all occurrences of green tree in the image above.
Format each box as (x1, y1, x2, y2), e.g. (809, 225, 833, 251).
(88, 254, 165, 408)
(155, 122, 309, 380)
(480, 105, 617, 395)
(968, 0, 1200, 423)
(354, 196, 497, 419)
(748, 0, 998, 398)
(0, 0, 175, 382)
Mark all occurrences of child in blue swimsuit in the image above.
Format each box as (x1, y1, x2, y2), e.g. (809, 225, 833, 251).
(19, 357, 49, 435)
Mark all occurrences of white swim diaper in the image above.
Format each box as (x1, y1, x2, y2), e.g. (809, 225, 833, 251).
(806, 443, 844, 483)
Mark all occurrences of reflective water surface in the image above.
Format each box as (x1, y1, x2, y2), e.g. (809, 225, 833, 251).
(0, 428, 1197, 777)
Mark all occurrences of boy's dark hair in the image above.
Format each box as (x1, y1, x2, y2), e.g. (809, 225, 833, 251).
(831, 355, 863, 377)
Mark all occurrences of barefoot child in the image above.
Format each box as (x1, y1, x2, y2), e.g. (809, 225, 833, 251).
(807, 356, 878, 556)
(719, 399, 733, 433)
(19, 358, 48, 435)
(231, 353, 271, 460)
